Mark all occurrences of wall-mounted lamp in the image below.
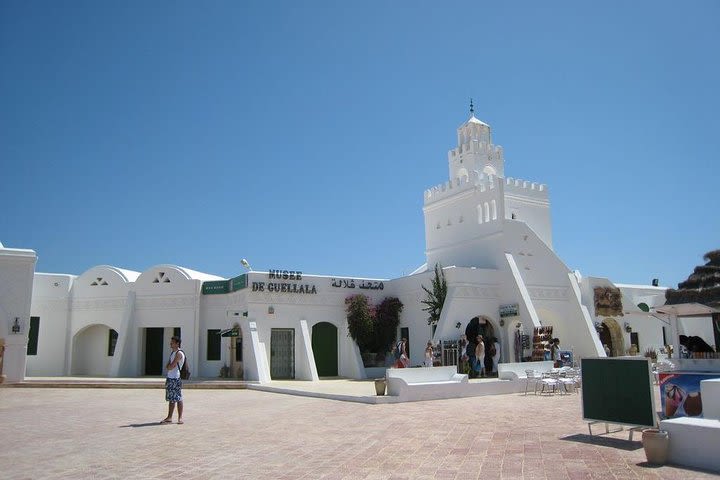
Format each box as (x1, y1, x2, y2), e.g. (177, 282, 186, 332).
(455, 321, 462, 329)
(11, 317, 21, 333)
(499, 319, 505, 327)
(268, 306, 275, 315)
(240, 259, 253, 271)
(516, 322, 522, 329)
(624, 322, 632, 333)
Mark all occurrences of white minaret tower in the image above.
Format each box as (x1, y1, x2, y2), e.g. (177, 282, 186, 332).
(423, 102, 552, 269)
(448, 99, 505, 181)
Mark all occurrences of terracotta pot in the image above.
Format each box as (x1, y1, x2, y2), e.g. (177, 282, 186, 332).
(642, 429, 669, 465)
(374, 378, 386, 396)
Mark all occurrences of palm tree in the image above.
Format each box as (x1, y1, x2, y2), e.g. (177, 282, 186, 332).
(422, 263, 447, 326)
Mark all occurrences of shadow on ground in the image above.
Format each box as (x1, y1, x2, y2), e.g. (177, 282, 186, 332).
(560, 433, 643, 451)
(119, 422, 166, 428)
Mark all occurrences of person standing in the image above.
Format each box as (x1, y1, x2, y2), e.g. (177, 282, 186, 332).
(160, 335, 185, 424)
(475, 335, 486, 378)
(491, 337, 501, 375)
(386, 342, 397, 368)
(551, 338, 561, 368)
(424, 341, 434, 367)
(466, 336, 477, 378)
(396, 338, 409, 368)
(458, 334, 469, 375)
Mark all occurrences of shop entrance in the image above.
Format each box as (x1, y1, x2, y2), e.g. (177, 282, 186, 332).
(312, 322, 338, 377)
(144, 327, 164, 376)
(600, 318, 624, 357)
(271, 328, 295, 379)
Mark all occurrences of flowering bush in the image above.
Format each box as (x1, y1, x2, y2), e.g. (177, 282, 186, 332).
(346, 295, 403, 354)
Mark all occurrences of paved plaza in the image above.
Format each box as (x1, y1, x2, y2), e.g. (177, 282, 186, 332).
(0, 385, 717, 479)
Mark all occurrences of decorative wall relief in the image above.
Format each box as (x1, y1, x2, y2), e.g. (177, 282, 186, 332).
(593, 286, 623, 317)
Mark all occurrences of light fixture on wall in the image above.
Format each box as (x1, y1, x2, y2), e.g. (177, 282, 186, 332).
(268, 306, 275, 315)
(11, 317, 21, 333)
(624, 322, 632, 333)
(499, 319, 505, 327)
(240, 258, 253, 271)
(455, 321, 461, 329)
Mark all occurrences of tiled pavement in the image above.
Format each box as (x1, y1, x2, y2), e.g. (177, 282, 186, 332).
(0, 386, 717, 479)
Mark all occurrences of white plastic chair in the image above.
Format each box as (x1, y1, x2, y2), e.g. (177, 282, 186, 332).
(559, 368, 579, 393)
(538, 371, 560, 395)
(524, 369, 541, 395)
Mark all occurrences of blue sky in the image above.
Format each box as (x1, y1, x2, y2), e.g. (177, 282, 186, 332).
(1, 1, 718, 288)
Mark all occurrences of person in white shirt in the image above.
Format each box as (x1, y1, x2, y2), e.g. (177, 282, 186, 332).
(160, 336, 185, 424)
(424, 341, 434, 367)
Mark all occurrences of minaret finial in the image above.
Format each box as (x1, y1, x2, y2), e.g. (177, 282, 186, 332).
(469, 98, 474, 115)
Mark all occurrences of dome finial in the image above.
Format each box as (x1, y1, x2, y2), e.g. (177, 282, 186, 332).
(469, 98, 475, 115)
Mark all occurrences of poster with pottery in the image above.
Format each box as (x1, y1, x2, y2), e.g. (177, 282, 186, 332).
(659, 372, 720, 418)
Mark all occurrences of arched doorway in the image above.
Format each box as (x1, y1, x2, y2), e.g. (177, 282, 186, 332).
(464, 315, 500, 376)
(72, 324, 114, 376)
(600, 318, 625, 357)
(312, 322, 338, 377)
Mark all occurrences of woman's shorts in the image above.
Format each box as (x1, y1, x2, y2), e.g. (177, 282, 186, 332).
(165, 378, 183, 402)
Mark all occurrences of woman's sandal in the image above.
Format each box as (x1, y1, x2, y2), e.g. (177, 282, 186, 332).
(177, 419, 184, 425)
(159, 418, 172, 424)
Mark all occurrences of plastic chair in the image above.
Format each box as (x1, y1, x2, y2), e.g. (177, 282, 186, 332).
(559, 368, 579, 393)
(524, 369, 541, 395)
(538, 371, 559, 395)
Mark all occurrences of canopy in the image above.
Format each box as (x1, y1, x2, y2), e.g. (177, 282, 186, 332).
(654, 303, 719, 317)
(651, 303, 719, 358)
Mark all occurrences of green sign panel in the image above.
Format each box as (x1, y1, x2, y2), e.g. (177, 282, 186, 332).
(202, 281, 230, 295)
(230, 274, 247, 292)
(221, 328, 240, 337)
(202, 274, 248, 295)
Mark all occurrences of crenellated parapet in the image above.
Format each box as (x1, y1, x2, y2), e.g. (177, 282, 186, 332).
(504, 177, 548, 200)
(424, 171, 499, 204)
(448, 142, 503, 161)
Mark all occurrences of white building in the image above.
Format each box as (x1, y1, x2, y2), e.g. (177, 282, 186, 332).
(2, 112, 690, 383)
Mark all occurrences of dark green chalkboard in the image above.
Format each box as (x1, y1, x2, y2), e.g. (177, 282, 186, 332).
(581, 357, 656, 427)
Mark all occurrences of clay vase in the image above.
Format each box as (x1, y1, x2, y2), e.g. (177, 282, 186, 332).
(374, 378, 386, 396)
(684, 392, 703, 416)
(642, 429, 670, 465)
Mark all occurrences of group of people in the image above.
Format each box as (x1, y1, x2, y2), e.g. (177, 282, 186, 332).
(459, 334, 500, 378)
(386, 338, 438, 368)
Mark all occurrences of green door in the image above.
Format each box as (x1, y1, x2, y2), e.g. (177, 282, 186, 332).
(312, 322, 338, 377)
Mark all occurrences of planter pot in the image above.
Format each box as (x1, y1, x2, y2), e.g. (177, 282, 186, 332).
(374, 378, 386, 396)
(642, 429, 669, 465)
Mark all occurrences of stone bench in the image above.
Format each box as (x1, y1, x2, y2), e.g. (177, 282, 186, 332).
(701, 379, 720, 420)
(386, 366, 467, 396)
(497, 361, 555, 380)
(659, 417, 720, 472)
